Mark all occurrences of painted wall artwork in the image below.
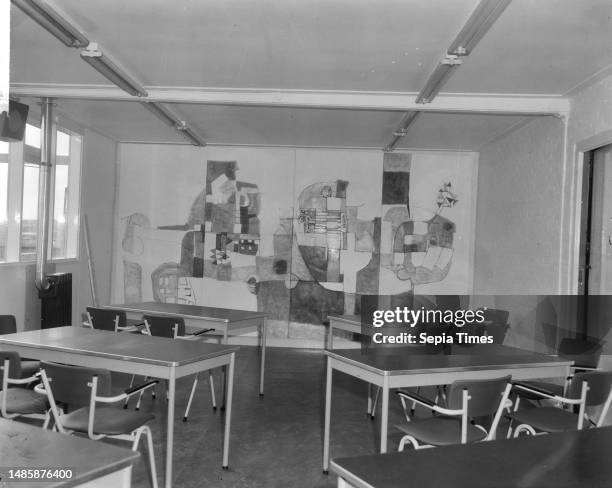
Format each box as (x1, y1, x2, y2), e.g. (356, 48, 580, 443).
(114, 147, 475, 341)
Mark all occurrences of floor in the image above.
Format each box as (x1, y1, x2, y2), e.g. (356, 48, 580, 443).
(117, 346, 411, 488)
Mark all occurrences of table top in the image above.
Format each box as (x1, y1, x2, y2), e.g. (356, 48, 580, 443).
(329, 315, 362, 326)
(110, 302, 267, 323)
(325, 344, 571, 375)
(0, 326, 239, 367)
(331, 425, 612, 488)
(0, 418, 139, 487)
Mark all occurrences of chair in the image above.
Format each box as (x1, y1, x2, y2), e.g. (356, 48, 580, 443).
(0, 315, 40, 378)
(481, 308, 510, 344)
(515, 337, 603, 401)
(85, 307, 142, 332)
(0, 351, 49, 425)
(85, 307, 146, 407)
(139, 314, 217, 421)
(508, 370, 612, 437)
(395, 376, 512, 450)
(36, 361, 159, 488)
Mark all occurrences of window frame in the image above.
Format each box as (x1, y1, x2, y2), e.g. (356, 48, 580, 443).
(0, 120, 82, 265)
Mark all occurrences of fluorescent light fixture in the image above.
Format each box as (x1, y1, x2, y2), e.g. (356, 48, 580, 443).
(415, 55, 461, 104)
(412, 0, 511, 105)
(12, 0, 89, 47)
(384, 111, 420, 152)
(142, 101, 180, 127)
(81, 43, 148, 97)
(448, 0, 512, 56)
(177, 123, 206, 147)
(142, 102, 206, 146)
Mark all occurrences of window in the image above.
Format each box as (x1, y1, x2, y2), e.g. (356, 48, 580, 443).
(0, 141, 8, 260)
(0, 123, 82, 263)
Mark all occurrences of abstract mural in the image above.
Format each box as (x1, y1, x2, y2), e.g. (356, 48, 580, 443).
(117, 149, 474, 334)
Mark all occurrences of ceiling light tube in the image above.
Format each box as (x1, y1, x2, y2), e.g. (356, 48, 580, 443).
(448, 0, 512, 56)
(384, 111, 420, 152)
(81, 43, 148, 97)
(176, 122, 206, 147)
(142, 101, 180, 127)
(12, 0, 89, 47)
(415, 55, 461, 104)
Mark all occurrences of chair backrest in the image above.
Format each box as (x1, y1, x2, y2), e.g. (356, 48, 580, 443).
(143, 314, 185, 338)
(86, 307, 126, 331)
(567, 370, 612, 407)
(482, 308, 510, 324)
(40, 361, 111, 407)
(0, 351, 22, 385)
(0, 315, 17, 335)
(447, 375, 512, 417)
(558, 337, 602, 369)
(480, 308, 510, 344)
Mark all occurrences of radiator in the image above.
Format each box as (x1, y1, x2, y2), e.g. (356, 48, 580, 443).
(38, 272, 72, 329)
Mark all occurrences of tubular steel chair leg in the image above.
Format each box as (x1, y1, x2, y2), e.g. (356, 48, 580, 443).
(135, 376, 149, 411)
(183, 374, 199, 422)
(370, 387, 381, 419)
(144, 426, 159, 488)
(209, 371, 217, 410)
(124, 375, 136, 409)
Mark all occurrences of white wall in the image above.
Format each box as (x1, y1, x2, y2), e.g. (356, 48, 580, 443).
(474, 115, 565, 294)
(77, 129, 118, 313)
(0, 129, 117, 331)
(474, 71, 612, 355)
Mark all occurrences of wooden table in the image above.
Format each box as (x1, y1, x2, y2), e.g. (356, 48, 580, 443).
(331, 425, 612, 488)
(323, 344, 573, 472)
(110, 302, 267, 396)
(0, 327, 239, 488)
(0, 417, 139, 487)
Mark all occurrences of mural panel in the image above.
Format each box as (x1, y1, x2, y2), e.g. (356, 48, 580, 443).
(116, 148, 475, 334)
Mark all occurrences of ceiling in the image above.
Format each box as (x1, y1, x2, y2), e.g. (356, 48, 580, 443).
(8, 0, 612, 150)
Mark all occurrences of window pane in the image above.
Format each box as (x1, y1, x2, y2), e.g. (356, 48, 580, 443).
(52, 164, 68, 258)
(0, 140, 8, 154)
(56, 131, 70, 157)
(20, 163, 39, 260)
(0, 160, 7, 261)
(25, 124, 41, 149)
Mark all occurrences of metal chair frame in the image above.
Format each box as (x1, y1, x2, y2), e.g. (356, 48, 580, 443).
(1, 356, 50, 427)
(132, 315, 217, 420)
(36, 366, 159, 488)
(509, 377, 612, 437)
(397, 380, 512, 450)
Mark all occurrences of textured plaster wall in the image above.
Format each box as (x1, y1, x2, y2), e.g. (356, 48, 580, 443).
(474, 115, 565, 294)
(567, 74, 612, 146)
(474, 72, 612, 354)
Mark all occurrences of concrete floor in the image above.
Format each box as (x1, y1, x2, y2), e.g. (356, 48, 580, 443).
(117, 346, 411, 488)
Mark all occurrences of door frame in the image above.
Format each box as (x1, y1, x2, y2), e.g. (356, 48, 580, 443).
(567, 129, 612, 295)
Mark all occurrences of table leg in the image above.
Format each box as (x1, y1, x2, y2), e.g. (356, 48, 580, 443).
(367, 383, 373, 415)
(259, 319, 266, 396)
(222, 325, 229, 410)
(222, 352, 235, 469)
(323, 358, 332, 474)
(165, 368, 176, 488)
(379, 378, 389, 453)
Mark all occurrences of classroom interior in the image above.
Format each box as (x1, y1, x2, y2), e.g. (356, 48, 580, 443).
(2, 1, 612, 487)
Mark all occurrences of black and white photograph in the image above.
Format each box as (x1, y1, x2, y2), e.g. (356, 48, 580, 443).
(1, 1, 612, 487)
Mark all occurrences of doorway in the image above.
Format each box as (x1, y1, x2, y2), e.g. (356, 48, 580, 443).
(577, 143, 612, 345)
